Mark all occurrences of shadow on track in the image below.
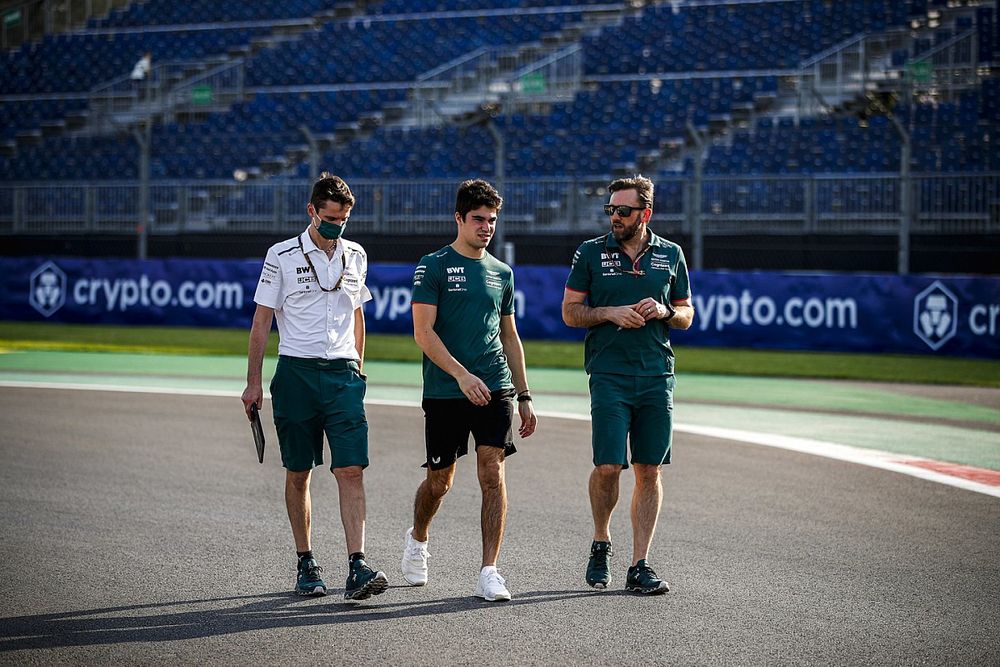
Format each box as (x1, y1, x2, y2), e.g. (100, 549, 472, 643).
(0, 589, 606, 650)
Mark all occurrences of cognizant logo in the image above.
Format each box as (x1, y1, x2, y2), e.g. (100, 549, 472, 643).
(70, 276, 244, 312)
(694, 290, 858, 331)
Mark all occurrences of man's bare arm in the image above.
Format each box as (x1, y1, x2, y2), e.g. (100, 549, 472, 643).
(413, 302, 491, 406)
(665, 301, 694, 330)
(562, 288, 645, 329)
(499, 314, 537, 439)
(241, 304, 274, 419)
(353, 306, 366, 372)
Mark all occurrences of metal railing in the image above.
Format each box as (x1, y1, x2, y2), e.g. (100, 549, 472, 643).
(87, 56, 242, 132)
(795, 22, 983, 117)
(795, 30, 911, 116)
(1, 0, 128, 49)
(410, 43, 584, 126)
(906, 28, 981, 97)
(2, 174, 997, 239)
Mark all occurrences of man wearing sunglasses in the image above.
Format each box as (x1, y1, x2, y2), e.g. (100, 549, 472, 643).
(242, 172, 390, 603)
(561, 175, 694, 595)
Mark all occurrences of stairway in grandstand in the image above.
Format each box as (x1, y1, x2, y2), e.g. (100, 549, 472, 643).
(236, 1, 633, 180)
(0, 0, 374, 160)
(0, 0, 635, 181)
(654, 0, 998, 177)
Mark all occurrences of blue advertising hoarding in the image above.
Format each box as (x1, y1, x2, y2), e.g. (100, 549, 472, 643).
(1, 256, 997, 358)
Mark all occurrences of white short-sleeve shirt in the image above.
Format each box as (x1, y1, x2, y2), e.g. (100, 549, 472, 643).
(254, 229, 373, 360)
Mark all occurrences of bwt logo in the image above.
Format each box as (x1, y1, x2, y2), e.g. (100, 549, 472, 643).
(913, 281, 958, 351)
(29, 261, 66, 317)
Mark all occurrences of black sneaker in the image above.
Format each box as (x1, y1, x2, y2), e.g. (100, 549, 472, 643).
(295, 558, 327, 596)
(344, 558, 389, 601)
(626, 559, 669, 595)
(586, 541, 613, 589)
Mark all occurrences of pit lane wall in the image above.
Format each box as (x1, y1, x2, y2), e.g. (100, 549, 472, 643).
(1, 257, 997, 358)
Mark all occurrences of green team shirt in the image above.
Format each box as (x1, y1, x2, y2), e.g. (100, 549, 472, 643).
(411, 246, 515, 399)
(565, 229, 692, 376)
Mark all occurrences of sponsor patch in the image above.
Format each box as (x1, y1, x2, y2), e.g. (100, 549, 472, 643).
(650, 253, 671, 271)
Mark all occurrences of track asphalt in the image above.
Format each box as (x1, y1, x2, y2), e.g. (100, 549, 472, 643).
(0, 384, 997, 665)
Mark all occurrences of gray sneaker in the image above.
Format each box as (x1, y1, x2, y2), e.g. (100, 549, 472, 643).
(295, 558, 327, 596)
(625, 559, 669, 595)
(586, 541, 612, 589)
(344, 558, 389, 601)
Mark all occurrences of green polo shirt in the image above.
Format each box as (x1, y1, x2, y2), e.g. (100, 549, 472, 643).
(412, 246, 515, 399)
(565, 230, 691, 376)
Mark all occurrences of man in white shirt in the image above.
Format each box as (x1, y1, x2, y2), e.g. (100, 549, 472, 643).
(130, 51, 151, 81)
(130, 51, 151, 99)
(242, 172, 388, 602)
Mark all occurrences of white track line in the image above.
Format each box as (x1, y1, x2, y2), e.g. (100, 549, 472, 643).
(537, 410, 1000, 498)
(2, 380, 997, 498)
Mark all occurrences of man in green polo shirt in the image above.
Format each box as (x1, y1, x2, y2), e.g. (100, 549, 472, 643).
(562, 174, 694, 595)
(400, 178, 538, 602)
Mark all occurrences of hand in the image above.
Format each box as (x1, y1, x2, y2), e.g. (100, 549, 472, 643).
(606, 305, 646, 329)
(241, 385, 262, 421)
(632, 298, 664, 321)
(458, 372, 491, 406)
(517, 400, 537, 438)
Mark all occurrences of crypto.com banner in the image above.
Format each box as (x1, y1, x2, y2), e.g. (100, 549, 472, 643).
(672, 271, 999, 358)
(1, 257, 997, 358)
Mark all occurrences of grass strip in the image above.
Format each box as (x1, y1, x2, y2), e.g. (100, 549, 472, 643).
(1, 321, 997, 387)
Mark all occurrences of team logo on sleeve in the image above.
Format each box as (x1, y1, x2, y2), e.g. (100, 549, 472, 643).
(260, 261, 279, 285)
(413, 264, 427, 287)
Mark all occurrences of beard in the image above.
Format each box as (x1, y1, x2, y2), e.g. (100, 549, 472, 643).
(611, 217, 642, 243)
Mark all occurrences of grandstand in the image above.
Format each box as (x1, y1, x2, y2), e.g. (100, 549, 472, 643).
(0, 0, 997, 273)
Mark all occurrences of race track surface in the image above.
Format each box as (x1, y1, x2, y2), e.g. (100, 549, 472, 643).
(0, 387, 997, 665)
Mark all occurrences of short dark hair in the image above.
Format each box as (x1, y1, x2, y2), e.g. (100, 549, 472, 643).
(608, 174, 654, 210)
(310, 172, 355, 211)
(455, 179, 502, 219)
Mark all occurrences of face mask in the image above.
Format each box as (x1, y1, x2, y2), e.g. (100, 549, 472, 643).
(314, 217, 345, 240)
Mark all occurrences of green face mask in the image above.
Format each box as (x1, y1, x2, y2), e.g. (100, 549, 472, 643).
(314, 217, 345, 240)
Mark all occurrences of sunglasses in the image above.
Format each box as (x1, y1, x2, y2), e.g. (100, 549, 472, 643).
(603, 204, 647, 218)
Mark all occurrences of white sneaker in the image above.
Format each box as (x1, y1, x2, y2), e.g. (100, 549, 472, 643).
(400, 527, 429, 586)
(474, 567, 511, 602)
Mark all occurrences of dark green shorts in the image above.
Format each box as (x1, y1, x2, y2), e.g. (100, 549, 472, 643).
(589, 372, 675, 468)
(270, 355, 368, 472)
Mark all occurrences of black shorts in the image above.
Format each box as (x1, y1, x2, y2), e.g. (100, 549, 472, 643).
(421, 389, 516, 470)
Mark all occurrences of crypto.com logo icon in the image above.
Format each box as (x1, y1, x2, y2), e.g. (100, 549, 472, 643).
(913, 280, 958, 351)
(29, 261, 66, 317)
